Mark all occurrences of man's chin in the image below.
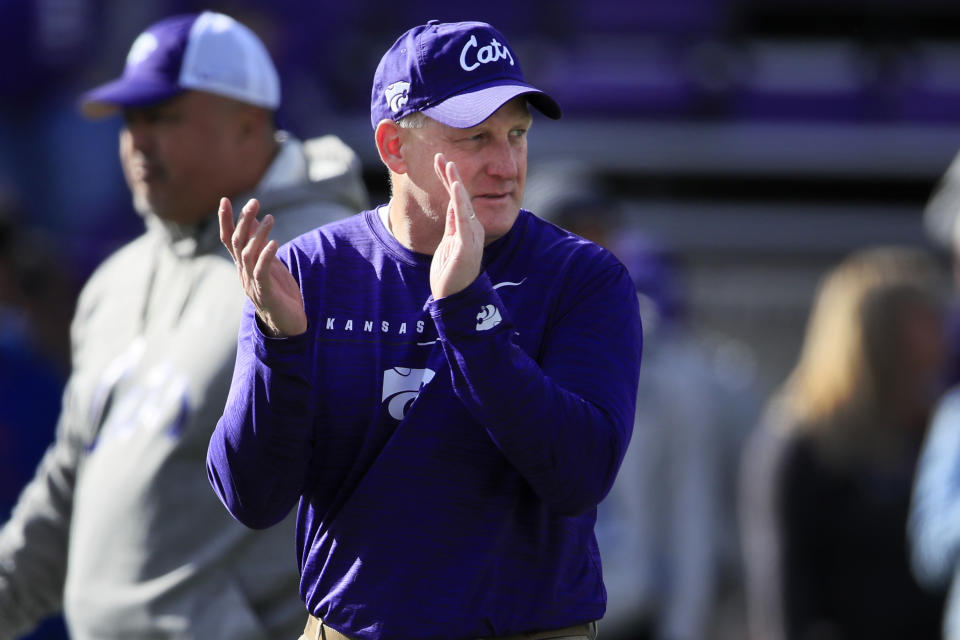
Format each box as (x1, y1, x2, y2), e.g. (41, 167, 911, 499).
(133, 193, 181, 222)
(479, 208, 521, 244)
(473, 198, 519, 220)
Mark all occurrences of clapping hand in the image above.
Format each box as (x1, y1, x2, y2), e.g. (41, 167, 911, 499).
(429, 153, 485, 299)
(219, 197, 307, 337)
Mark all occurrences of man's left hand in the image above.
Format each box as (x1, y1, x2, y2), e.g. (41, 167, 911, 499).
(430, 153, 485, 299)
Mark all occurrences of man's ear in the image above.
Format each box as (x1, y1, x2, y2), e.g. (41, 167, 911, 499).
(375, 119, 407, 174)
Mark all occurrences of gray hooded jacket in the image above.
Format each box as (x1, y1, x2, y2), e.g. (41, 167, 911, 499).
(0, 133, 368, 639)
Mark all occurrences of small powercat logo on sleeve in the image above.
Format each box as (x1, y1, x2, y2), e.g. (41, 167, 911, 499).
(475, 304, 502, 331)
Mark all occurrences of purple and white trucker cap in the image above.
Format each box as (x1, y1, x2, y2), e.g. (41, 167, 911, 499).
(80, 11, 279, 118)
(370, 20, 561, 129)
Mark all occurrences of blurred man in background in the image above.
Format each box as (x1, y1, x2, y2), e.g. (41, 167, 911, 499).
(0, 11, 367, 639)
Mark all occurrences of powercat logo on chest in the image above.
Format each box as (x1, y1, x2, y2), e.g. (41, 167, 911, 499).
(382, 367, 435, 420)
(459, 34, 514, 71)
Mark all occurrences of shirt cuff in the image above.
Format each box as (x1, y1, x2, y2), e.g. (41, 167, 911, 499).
(426, 273, 513, 341)
(251, 315, 313, 366)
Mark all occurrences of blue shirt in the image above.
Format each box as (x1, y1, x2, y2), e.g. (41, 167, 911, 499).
(910, 386, 960, 639)
(207, 209, 643, 640)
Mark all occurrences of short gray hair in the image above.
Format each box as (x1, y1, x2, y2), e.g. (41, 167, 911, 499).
(396, 112, 427, 129)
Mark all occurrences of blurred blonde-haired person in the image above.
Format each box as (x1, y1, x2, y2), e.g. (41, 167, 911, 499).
(740, 246, 948, 640)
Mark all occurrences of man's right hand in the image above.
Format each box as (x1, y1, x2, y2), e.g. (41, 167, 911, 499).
(219, 197, 307, 337)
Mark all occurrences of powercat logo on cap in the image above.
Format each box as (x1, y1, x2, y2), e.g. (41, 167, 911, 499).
(459, 34, 514, 71)
(385, 81, 411, 113)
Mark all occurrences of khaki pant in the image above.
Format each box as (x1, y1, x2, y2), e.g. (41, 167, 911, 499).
(300, 615, 597, 640)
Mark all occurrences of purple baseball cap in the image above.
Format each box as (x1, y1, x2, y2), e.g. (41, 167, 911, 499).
(370, 20, 562, 130)
(80, 11, 280, 118)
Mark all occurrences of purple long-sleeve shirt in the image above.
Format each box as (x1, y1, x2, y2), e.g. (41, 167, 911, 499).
(207, 208, 643, 640)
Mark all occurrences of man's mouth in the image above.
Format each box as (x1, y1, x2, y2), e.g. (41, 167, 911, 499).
(474, 192, 510, 201)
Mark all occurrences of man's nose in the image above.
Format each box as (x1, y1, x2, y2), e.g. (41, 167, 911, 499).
(485, 139, 519, 179)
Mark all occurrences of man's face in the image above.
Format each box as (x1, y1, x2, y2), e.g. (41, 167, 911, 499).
(402, 97, 532, 243)
(119, 91, 249, 225)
